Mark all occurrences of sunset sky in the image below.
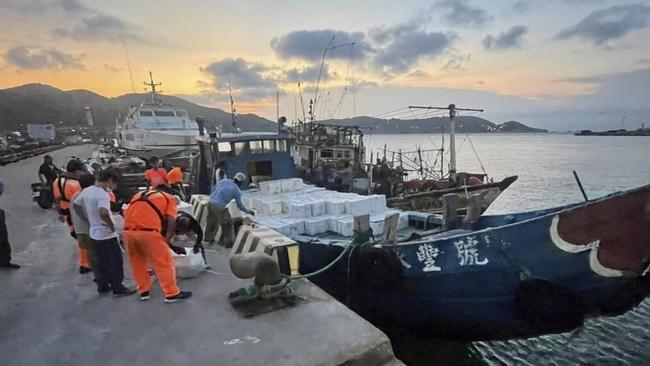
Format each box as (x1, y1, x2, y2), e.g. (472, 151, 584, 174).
(1, 0, 649, 130)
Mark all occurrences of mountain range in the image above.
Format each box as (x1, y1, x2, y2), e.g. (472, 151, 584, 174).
(0, 83, 546, 134)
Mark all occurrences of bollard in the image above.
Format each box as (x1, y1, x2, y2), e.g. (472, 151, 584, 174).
(442, 193, 460, 231)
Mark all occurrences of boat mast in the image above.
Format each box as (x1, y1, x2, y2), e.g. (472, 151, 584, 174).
(228, 78, 237, 131)
(312, 36, 356, 122)
(143, 71, 161, 104)
(408, 104, 484, 182)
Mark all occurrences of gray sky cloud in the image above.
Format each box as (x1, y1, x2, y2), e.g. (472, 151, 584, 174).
(434, 0, 491, 28)
(555, 4, 650, 46)
(201, 58, 278, 101)
(270, 30, 371, 62)
(512, 0, 532, 13)
(53, 14, 143, 43)
(482, 25, 529, 51)
(0, 0, 88, 15)
(370, 22, 456, 74)
(4, 45, 84, 70)
(283, 64, 331, 83)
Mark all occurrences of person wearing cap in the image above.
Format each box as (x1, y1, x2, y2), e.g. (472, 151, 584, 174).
(53, 159, 90, 273)
(205, 172, 254, 248)
(167, 165, 187, 201)
(123, 184, 192, 303)
(0, 181, 20, 269)
(144, 156, 168, 189)
(38, 155, 61, 185)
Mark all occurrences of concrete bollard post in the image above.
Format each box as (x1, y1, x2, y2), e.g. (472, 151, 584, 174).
(442, 193, 460, 231)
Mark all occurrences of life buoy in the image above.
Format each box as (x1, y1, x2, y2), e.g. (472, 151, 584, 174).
(355, 246, 402, 290)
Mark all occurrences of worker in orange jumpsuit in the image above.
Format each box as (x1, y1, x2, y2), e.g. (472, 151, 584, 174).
(123, 185, 192, 303)
(53, 159, 89, 274)
(167, 165, 186, 201)
(144, 156, 168, 189)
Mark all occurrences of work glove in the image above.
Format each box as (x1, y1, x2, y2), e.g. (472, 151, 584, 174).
(170, 245, 186, 255)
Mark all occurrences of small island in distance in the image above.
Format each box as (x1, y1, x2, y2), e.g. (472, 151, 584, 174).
(322, 116, 548, 134)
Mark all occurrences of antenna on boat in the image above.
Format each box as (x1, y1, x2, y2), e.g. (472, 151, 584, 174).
(276, 90, 280, 123)
(298, 82, 307, 123)
(121, 39, 136, 94)
(143, 71, 161, 104)
(312, 36, 356, 122)
(572, 170, 589, 201)
(408, 104, 484, 182)
(228, 78, 237, 131)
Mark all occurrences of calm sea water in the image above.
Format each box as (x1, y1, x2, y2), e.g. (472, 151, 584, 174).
(366, 133, 650, 365)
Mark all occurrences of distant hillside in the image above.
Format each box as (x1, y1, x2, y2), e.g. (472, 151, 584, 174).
(0, 83, 277, 133)
(321, 116, 547, 134)
(0, 83, 546, 134)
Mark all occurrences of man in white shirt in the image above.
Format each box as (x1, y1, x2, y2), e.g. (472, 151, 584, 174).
(73, 169, 135, 297)
(71, 173, 96, 272)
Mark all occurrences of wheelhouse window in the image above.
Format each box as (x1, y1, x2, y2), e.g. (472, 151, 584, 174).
(175, 110, 188, 117)
(154, 110, 175, 117)
(263, 140, 275, 152)
(139, 110, 153, 117)
(276, 139, 288, 152)
(321, 149, 334, 158)
(249, 140, 264, 154)
(217, 142, 234, 158)
(234, 141, 249, 156)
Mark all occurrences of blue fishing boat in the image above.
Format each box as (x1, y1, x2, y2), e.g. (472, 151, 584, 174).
(298, 184, 650, 340)
(189, 124, 650, 341)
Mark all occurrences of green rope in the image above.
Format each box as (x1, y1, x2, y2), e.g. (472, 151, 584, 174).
(285, 229, 374, 281)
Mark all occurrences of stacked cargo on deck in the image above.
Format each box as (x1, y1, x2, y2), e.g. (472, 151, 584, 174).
(242, 178, 409, 237)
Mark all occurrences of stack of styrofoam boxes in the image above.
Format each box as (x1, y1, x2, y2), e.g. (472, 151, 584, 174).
(242, 178, 411, 238)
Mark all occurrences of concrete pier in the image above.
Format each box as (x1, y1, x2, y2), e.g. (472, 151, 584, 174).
(0, 145, 403, 366)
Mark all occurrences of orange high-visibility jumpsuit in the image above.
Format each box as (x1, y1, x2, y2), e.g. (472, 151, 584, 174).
(123, 190, 179, 297)
(53, 176, 89, 269)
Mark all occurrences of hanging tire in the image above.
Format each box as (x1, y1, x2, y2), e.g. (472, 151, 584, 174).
(356, 246, 403, 290)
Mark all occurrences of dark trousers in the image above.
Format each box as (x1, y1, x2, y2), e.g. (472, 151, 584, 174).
(0, 208, 12, 265)
(92, 237, 124, 291)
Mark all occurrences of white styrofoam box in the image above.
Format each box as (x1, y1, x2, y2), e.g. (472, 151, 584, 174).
(280, 178, 304, 193)
(301, 185, 326, 194)
(173, 247, 206, 278)
(177, 201, 194, 215)
(369, 220, 385, 236)
(326, 200, 347, 215)
(304, 217, 329, 235)
(345, 197, 373, 215)
(369, 195, 387, 213)
(327, 216, 346, 233)
(336, 217, 354, 237)
(287, 202, 312, 218)
(253, 199, 283, 215)
(311, 201, 326, 217)
(259, 180, 282, 194)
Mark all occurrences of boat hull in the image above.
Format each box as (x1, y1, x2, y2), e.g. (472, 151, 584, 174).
(386, 175, 518, 214)
(298, 184, 650, 340)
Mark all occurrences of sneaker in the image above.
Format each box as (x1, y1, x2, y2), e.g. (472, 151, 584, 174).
(113, 286, 136, 297)
(97, 286, 112, 295)
(79, 266, 92, 274)
(1, 262, 20, 269)
(140, 291, 151, 301)
(164, 291, 192, 303)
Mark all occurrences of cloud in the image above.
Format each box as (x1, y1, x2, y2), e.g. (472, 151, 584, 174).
(200, 58, 278, 102)
(271, 22, 456, 77)
(512, 0, 532, 13)
(271, 30, 371, 62)
(561, 0, 605, 4)
(370, 23, 456, 74)
(442, 53, 471, 70)
(283, 64, 332, 83)
(53, 14, 143, 42)
(482, 25, 529, 51)
(406, 70, 431, 78)
(0, 0, 88, 15)
(4, 45, 84, 70)
(555, 4, 650, 46)
(104, 64, 123, 72)
(434, 0, 491, 28)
